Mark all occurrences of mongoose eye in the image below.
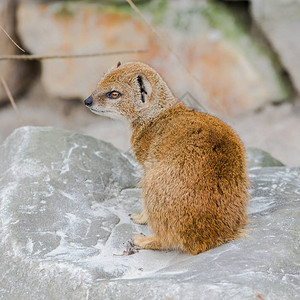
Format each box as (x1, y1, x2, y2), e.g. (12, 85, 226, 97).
(106, 91, 121, 99)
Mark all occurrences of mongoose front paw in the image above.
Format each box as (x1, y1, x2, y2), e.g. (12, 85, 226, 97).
(130, 211, 148, 225)
(133, 234, 146, 248)
(133, 234, 163, 250)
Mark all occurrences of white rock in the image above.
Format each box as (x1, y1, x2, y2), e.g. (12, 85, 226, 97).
(251, 0, 300, 95)
(0, 127, 299, 299)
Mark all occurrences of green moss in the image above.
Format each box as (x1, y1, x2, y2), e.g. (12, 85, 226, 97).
(55, 3, 75, 18)
(150, 0, 168, 26)
(109, 0, 169, 25)
(172, 8, 200, 31)
(202, 1, 247, 40)
(54, 0, 168, 26)
(202, 0, 292, 99)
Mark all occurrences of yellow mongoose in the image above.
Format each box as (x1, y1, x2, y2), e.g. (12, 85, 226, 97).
(84, 62, 249, 255)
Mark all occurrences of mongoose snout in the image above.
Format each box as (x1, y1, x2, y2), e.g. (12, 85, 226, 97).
(85, 61, 249, 255)
(84, 95, 94, 107)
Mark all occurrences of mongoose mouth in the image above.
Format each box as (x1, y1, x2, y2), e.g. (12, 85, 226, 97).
(88, 107, 126, 121)
(89, 107, 107, 114)
(89, 107, 116, 117)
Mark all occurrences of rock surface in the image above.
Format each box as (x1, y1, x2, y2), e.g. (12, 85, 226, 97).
(16, 1, 290, 115)
(0, 127, 299, 299)
(251, 0, 300, 95)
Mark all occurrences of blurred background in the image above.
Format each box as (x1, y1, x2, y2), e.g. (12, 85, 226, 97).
(0, 0, 299, 166)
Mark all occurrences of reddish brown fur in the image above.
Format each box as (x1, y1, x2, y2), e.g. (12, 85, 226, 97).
(131, 103, 248, 254)
(85, 62, 249, 255)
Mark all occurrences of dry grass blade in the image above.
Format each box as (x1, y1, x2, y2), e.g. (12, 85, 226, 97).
(0, 74, 24, 126)
(0, 49, 147, 61)
(0, 24, 26, 53)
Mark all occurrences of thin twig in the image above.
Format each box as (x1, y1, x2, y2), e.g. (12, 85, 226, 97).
(0, 74, 24, 126)
(0, 49, 147, 61)
(0, 24, 26, 53)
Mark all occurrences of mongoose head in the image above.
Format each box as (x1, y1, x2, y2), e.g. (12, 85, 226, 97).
(84, 62, 178, 123)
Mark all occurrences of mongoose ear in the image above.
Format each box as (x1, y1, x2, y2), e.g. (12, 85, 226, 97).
(136, 74, 152, 103)
(117, 61, 121, 68)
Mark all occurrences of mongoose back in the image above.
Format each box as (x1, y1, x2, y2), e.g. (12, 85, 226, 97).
(84, 62, 249, 255)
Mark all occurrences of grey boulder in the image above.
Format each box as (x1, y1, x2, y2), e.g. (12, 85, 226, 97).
(0, 127, 299, 299)
(246, 146, 285, 168)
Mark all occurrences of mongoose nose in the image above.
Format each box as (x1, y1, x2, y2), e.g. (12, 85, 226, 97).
(84, 96, 93, 107)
